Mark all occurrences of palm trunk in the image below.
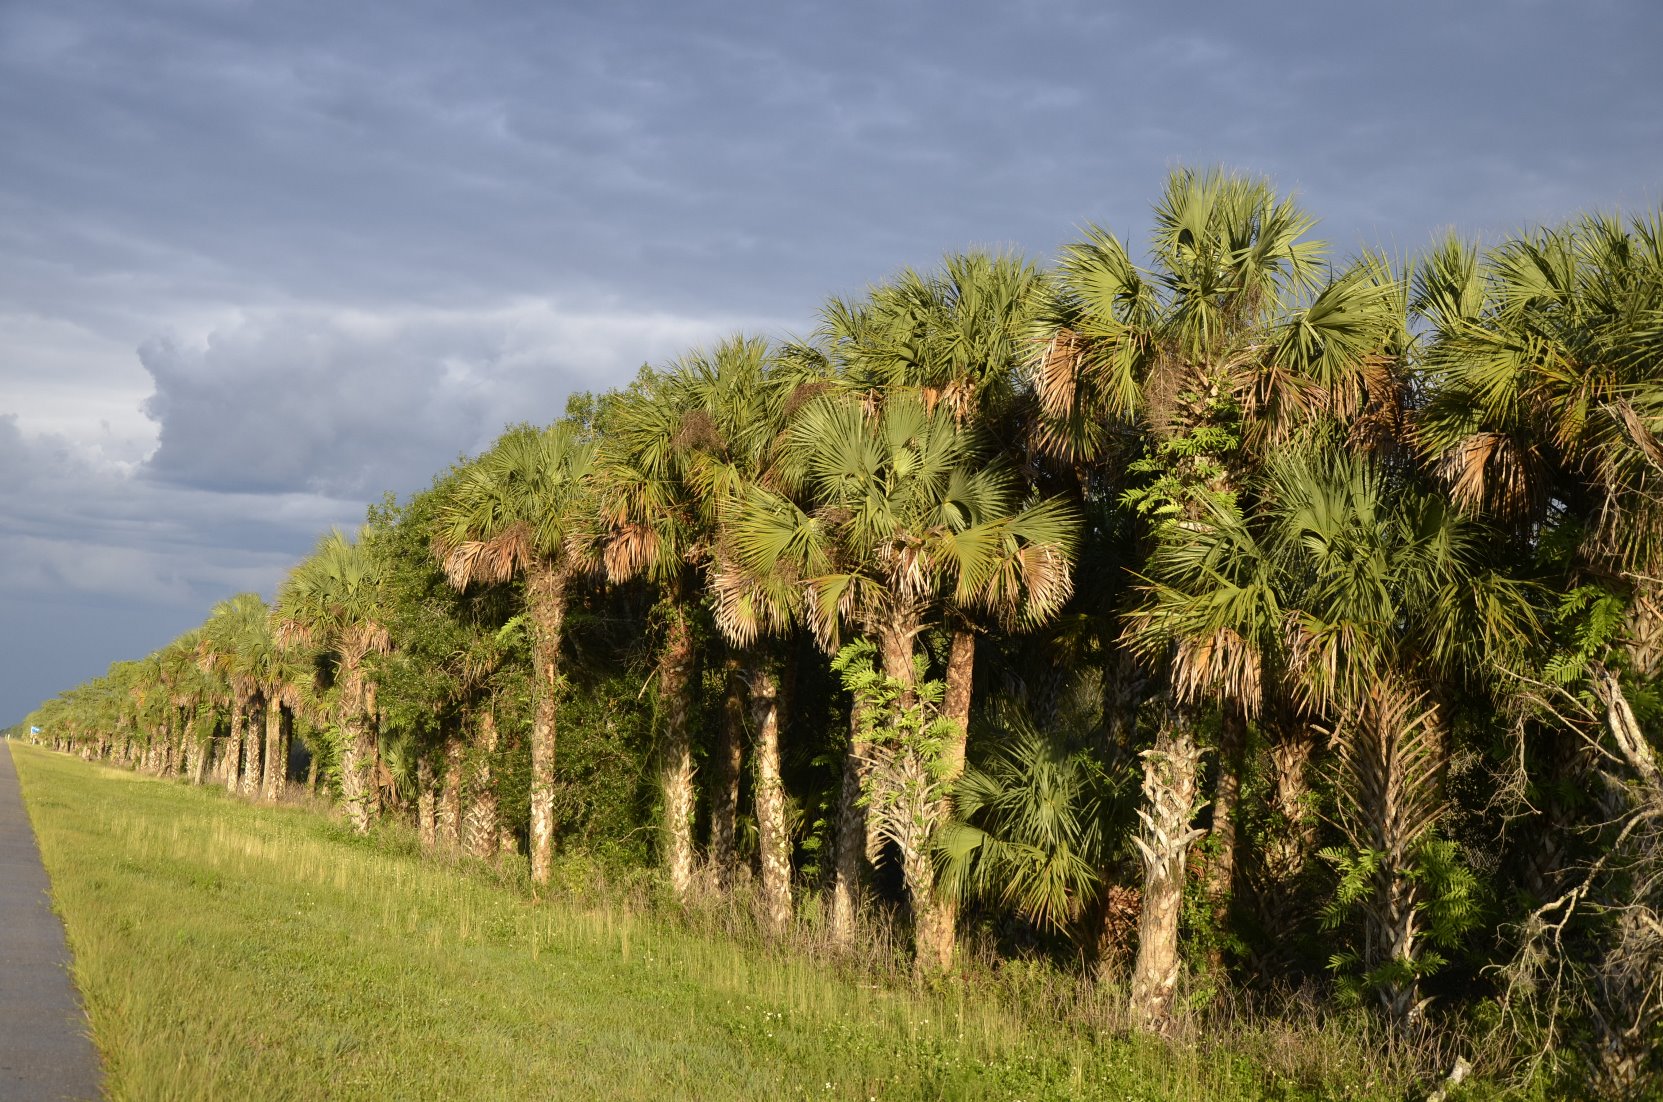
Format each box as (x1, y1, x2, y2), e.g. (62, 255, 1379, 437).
(338, 717, 373, 832)
(877, 614, 956, 971)
(830, 611, 925, 948)
(829, 702, 870, 946)
(241, 697, 264, 798)
(1205, 703, 1247, 966)
(941, 626, 975, 780)
(919, 624, 977, 972)
(1128, 723, 1205, 1032)
(183, 713, 204, 784)
(225, 705, 246, 794)
(261, 701, 286, 801)
(526, 567, 568, 886)
(466, 708, 501, 860)
(417, 755, 437, 848)
(658, 610, 698, 902)
(709, 655, 746, 891)
(339, 667, 376, 833)
(1335, 687, 1446, 1021)
(1268, 720, 1317, 876)
(750, 660, 792, 934)
(439, 725, 464, 849)
(279, 706, 293, 796)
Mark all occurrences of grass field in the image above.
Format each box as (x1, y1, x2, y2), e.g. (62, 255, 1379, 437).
(13, 745, 1388, 1101)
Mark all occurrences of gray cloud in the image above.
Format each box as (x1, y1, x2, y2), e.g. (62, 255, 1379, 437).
(4, 0, 1662, 721)
(136, 298, 780, 497)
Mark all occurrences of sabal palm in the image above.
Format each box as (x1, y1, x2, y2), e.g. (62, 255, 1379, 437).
(602, 335, 802, 920)
(158, 631, 216, 779)
(936, 712, 1129, 942)
(276, 530, 391, 833)
(433, 421, 595, 885)
(1032, 169, 1405, 461)
(1415, 213, 1663, 670)
(202, 592, 277, 795)
(728, 392, 1076, 966)
(1037, 167, 1405, 1027)
(1130, 448, 1537, 1016)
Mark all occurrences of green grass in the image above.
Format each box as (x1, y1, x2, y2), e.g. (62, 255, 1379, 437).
(14, 745, 1385, 1101)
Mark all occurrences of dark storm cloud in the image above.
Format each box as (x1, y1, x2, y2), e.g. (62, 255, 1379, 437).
(4, 0, 1662, 721)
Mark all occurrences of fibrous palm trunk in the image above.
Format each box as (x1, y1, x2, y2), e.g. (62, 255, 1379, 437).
(225, 705, 246, 794)
(466, 708, 501, 860)
(240, 698, 264, 798)
(876, 615, 956, 972)
(941, 626, 975, 779)
(338, 668, 377, 834)
(1332, 686, 1445, 1021)
(417, 755, 437, 848)
(922, 624, 977, 971)
(261, 702, 286, 801)
(709, 655, 746, 891)
(184, 714, 205, 784)
(1205, 704, 1247, 964)
(526, 567, 568, 886)
(829, 707, 869, 948)
(1128, 723, 1206, 1032)
(750, 660, 792, 935)
(658, 609, 698, 902)
(438, 729, 464, 849)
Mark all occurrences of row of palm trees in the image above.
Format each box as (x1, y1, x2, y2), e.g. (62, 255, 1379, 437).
(21, 169, 1663, 1095)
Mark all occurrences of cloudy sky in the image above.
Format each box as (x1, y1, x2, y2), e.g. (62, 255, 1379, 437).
(3, 0, 1661, 722)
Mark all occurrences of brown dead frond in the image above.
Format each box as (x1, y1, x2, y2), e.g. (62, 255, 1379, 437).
(1347, 355, 1410, 457)
(602, 522, 661, 582)
(443, 524, 534, 589)
(1437, 431, 1545, 520)
(1031, 328, 1086, 421)
(1172, 627, 1262, 716)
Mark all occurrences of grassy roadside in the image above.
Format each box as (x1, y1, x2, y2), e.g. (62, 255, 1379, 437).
(13, 745, 1376, 1101)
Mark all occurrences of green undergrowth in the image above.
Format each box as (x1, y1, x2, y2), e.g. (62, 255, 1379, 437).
(16, 746, 1396, 1101)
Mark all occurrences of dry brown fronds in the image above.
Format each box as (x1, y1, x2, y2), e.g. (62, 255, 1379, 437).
(1172, 627, 1262, 716)
(601, 522, 660, 582)
(1031, 328, 1086, 421)
(443, 524, 534, 590)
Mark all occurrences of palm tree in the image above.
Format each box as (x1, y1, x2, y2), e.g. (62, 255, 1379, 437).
(1129, 448, 1537, 1018)
(1034, 167, 1405, 1028)
(833, 251, 1057, 777)
(433, 422, 596, 885)
(936, 708, 1131, 950)
(727, 392, 1076, 968)
(1416, 214, 1663, 667)
(1415, 211, 1663, 1077)
(601, 335, 801, 919)
(158, 632, 213, 782)
(201, 593, 276, 796)
(276, 530, 391, 833)
(595, 364, 710, 902)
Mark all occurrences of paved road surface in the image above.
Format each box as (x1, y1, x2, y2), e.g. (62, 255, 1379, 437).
(0, 741, 103, 1100)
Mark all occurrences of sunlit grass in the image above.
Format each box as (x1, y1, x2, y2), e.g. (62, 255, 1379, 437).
(14, 745, 1383, 1100)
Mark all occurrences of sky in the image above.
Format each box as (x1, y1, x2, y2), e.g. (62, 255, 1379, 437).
(3, 0, 1661, 723)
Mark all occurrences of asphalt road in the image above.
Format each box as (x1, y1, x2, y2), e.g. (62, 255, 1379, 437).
(0, 741, 102, 1101)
